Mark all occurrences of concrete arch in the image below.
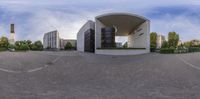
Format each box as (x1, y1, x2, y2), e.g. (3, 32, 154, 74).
(77, 12, 150, 55)
(96, 12, 149, 21)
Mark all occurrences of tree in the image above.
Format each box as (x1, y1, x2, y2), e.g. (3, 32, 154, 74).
(161, 41, 169, 48)
(123, 42, 128, 48)
(150, 32, 157, 52)
(0, 36, 9, 48)
(14, 41, 20, 50)
(21, 43, 29, 51)
(8, 44, 15, 49)
(26, 40, 32, 49)
(14, 40, 30, 51)
(31, 44, 38, 50)
(150, 32, 157, 48)
(31, 41, 43, 51)
(184, 41, 192, 48)
(65, 42, 73, 50)
(168, 32, 179, 48)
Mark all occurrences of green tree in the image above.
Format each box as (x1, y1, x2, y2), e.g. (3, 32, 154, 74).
(21, 43, 29, 50)
(150, 32, 157, 48)
(0, 36, 9, 48)
(168, 32, 179, 48)
(15, 40, 30, 51)
(123, 42, 128, 48)
(150, 32, 157, 52)
(65, 42, 73, 50)
(14, 41, 20, 50)
(31, 41, 43, 51)
(184, 41, 192, 48)
(8, 44, 15, 49)
(26, 40, 32, 49)
(31, 44, 37, 50)
(161, 41, 169, 48)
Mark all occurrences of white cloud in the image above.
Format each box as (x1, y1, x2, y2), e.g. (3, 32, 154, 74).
(151, 15, 200, 41)
(19, 9, 110, 41)
(0, 24, 8, 37)
(1, 0, 200, 42)
(25, 10, 88, 41)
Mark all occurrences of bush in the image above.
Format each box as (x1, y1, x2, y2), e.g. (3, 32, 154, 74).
(160, 48, 175, 54)
(8, 44, 15, 49)
(31, 41, 43, 51)
(174, 48, 188, 53)
(161, 41, 169, 48)
(0, 37, 9, 48)
(0, 47, 7, 51)
(188, 47, 200, 52)
(150, 47, 156, 52)
(65, 42, 73, 50)
(20, 44, 29, 51)
(150, 43, 157, 52)
(35, 41, 43, 50)
(30, 44, 38, 51)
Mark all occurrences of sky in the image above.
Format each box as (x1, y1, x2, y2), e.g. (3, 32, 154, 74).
(0, 0, 200, 42)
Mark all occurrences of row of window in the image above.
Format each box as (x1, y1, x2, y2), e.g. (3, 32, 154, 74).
(101, 27, 116, 48)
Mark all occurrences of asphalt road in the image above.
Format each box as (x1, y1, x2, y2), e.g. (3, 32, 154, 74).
(0, 51, 200, 99)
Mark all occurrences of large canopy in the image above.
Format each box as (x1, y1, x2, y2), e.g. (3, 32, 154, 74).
(96, 13, 149, 36)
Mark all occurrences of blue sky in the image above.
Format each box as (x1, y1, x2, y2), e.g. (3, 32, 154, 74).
(0, 0, 200, 42)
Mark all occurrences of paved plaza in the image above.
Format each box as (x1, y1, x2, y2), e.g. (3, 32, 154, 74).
(0, 51, 200, 99)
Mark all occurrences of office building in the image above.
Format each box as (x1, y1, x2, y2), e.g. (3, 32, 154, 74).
(60, 39, 77, 50)
(43, 30, 60, 50)
(43, 30, 77, 50)
(77, 13, 150, 55)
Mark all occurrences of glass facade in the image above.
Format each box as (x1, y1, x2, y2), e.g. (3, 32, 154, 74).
(84, 29, 95, 52)
(10, 24, 15, 33)
(101, 27, 116, 48)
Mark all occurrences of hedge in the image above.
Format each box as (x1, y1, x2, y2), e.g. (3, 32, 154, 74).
(0, 47, 7, 51)
(174, 48, 188, 53)
(160, 48, 175, 54)
(150, 47, 156, 52)
(188, 47, 200, 52)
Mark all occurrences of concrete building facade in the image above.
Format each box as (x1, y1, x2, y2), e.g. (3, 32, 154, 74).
(43, 30, 60, 50)
(157, 35, 165, 48)
(183, 39, 200, 46)
(60, 39, 77, 49)
(43, 30, 77, 50)
(77, 20, 95, 52)
(190, 39, 200, 46)
(77, 13, 150, 55)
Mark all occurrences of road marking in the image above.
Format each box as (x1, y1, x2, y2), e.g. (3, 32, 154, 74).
(52, 56, 62, 63)
(0, 56, 62, 73)
(27, 67, 43, 73)
(177, 55, 200, 71)
(27, 56, 62, 73)
(44, 64, 48, 67)
(0, 68, 21, 73)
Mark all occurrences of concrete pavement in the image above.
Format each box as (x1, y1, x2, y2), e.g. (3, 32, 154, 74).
(0, 51, 200, 99)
